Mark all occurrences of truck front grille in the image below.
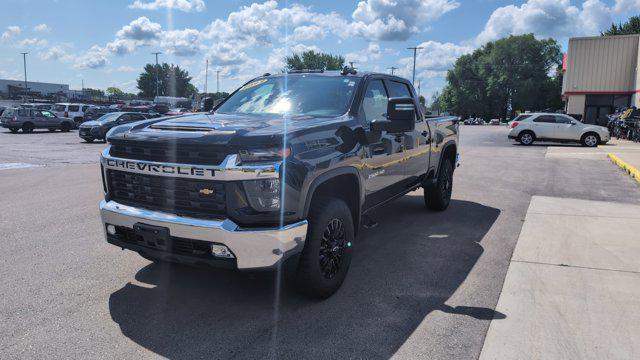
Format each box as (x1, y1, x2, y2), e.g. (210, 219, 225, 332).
(109, 140, 229, 165)
(107, 170, 226, 219)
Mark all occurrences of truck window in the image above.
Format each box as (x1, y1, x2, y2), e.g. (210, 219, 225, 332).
(216, 75, 360, 117)
(387, 80, 412, 98)
(361, 79, 388, 124)
(54, 104, 66, 112)
(68, 105, 80, 112)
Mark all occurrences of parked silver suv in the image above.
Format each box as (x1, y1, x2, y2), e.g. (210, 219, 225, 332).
(1, 108, 75, 133)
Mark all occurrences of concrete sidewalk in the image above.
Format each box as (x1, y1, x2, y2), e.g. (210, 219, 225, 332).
(479, 196, 640, 360)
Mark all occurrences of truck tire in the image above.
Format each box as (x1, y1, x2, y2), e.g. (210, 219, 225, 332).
(295, 197, 354, 299)
(425, 159, 453, 211)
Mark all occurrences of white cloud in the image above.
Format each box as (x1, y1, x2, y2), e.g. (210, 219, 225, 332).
(1, 25, 21, 41)
(476, 0, 612, 45)
(349, 0, 460, 41)
(116, 16, 161, 40)
(291, 25, 325, 42)
(116, 65, 137, 72)
(129, 0, 205, 12)
(18, 38, 48, 48)
(161, 28, 201, 56)
(345, 42, 383, 64)
(106, 38, 138, 55)
(33, 24, 50, 32)
(614, 0, 640, 12)
(398, 41, 473, 80)
(74, 46, 109, 69)
(39, 45, 71, 61)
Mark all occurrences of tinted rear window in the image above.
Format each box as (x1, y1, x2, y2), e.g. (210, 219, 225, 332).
(513, 114, 532, 122)
(68, 105, 80, 112)
(54, 105, 66, 111)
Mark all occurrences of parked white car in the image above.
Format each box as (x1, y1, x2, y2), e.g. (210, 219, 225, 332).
(53, 103, 95, 125)
(508, 113, 610, 147)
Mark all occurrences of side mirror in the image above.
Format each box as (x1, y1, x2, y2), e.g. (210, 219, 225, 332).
(571, 121, 577, 125)
(387, 97, 416, 131)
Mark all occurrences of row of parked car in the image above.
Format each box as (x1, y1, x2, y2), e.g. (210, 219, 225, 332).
(0, 102, 193, 141)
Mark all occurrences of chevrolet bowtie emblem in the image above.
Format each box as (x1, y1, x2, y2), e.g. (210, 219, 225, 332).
(199, 188, 215, 195)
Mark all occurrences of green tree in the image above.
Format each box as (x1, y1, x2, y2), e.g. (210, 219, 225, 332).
(439, 34, 562, 120)
(285, 51, 345, 71)
(137, 63, 197, 99)
(83, 88, 104, 98)
(106, 87, 124, 97)
(602, 15, 640, 36)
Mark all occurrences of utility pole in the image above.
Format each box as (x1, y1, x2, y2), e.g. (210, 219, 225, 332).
(407, 46, 423, 84)
(417, 79, 421, 96)
(387, 66, 398, 75)
(204, 58, 208, 95)
(152, 52, 162, 98)
(82, 79, 84, 99)
(349, 61, 357, 69)
(20, 52, 28, 100)
(216, 69, 220, 93)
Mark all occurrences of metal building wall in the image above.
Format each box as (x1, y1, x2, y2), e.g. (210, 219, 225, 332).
(563, 35, 640, 94)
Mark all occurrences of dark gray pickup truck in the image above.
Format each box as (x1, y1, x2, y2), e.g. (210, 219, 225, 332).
(99, 69, 459, 298)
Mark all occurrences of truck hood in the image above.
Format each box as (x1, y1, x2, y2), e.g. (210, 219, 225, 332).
(107, 112, 350, 147)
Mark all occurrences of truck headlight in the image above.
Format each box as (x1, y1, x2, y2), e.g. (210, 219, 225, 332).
(243, 178, 280, 211)
(238, 147, 290, 164)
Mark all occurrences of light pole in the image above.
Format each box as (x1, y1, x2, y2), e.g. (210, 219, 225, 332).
(20, 52, 28, 100)
(204, 58, 208, 95)
(387, 66, 398, 75)
(216, 69, 220, 93)
(407, 46, 423, 85)
(152, 52, 162, 98)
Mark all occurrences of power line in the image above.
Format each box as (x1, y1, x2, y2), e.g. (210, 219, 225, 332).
(387, 66, 398, 75)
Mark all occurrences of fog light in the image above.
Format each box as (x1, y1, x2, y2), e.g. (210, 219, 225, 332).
(106, 224, 116, 235)
(211, 244, 234, 258)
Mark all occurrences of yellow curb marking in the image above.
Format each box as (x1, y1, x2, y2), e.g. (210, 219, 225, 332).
(608, 153, 640, 183)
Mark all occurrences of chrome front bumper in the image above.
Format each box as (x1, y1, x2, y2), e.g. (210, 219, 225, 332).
(100, 200, 308, 269)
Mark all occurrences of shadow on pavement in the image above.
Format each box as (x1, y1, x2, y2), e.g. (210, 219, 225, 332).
(108, 197, 501, 359)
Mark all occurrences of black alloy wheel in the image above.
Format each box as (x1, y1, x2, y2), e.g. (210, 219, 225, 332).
(319, 218, 347, 279)
(425, 159, 453, 211)
(295, 197, 354, 299)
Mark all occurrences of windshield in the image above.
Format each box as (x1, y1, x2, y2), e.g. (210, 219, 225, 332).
(96, 113, 120, 123)
(217, 75, 360, 117)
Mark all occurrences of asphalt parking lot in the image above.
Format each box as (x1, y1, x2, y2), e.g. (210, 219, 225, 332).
(1, 125, 639, 359)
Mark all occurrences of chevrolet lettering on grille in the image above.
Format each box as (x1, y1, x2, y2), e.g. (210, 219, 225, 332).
(103, 158, 216, 179)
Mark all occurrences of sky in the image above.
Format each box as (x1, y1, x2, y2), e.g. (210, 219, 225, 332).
(1, 0, 639, 101)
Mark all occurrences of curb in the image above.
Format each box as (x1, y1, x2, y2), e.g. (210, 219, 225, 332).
(608, 153, 640, 183)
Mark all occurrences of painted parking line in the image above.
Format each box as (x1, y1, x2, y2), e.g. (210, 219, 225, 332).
(0, 163, 43, 170)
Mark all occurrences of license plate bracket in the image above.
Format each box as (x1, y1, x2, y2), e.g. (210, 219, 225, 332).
(133, 223, 170, 250)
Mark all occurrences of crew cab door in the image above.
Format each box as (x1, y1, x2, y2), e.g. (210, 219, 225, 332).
(359, 78, 409, 207)
(384, 79, 431, 181)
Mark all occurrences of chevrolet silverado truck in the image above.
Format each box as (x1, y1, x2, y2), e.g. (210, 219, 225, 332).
(99, 69, 459, 298)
